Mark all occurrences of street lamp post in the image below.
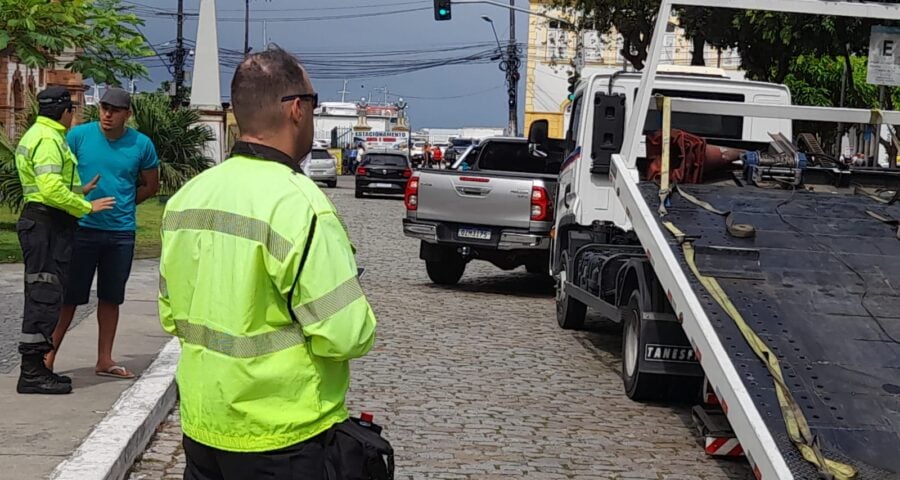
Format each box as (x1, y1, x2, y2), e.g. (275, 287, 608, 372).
(482, 14, 519, 136)
(481, 16, 503, 56)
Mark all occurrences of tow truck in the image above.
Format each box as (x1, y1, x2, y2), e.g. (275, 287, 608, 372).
(538, 1, 900, 478)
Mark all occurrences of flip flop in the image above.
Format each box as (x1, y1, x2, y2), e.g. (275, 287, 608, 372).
(95, 365, 135, 379)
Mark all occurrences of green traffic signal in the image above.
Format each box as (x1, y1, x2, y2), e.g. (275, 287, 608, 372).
(567, 93, 575, 101)
(434, 0, 451, 20)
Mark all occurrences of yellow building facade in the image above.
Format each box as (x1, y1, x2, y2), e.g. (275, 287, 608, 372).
(524, 0, 742, 137)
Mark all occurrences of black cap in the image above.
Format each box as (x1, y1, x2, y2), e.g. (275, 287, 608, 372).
(37, 86, 72, 106)
(100, 87, 131, 109)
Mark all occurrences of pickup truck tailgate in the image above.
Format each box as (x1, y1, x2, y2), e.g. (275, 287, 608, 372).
(417, 172, 534, 229)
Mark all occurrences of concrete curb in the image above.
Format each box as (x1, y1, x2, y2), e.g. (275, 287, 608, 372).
(48, 338, 180, 480)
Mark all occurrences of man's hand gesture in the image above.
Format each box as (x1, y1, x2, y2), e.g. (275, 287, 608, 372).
(83, 174, 100, 195)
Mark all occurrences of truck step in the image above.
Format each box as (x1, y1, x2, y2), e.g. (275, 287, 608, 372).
(692, 405, 745, 458)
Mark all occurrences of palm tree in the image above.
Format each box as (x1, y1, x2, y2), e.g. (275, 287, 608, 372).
(128, 93, 215, 195)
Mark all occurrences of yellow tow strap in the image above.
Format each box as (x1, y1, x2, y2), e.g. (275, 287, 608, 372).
(663, 222, 857, 480)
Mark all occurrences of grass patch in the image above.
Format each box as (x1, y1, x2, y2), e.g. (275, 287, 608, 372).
(0, 200, 166, 264)
(135, 199, 165, 259)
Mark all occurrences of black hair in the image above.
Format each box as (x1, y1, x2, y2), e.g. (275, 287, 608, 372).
(231, 45, 308, 136)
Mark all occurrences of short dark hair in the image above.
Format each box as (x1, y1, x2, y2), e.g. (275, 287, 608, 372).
(231, 46, 308, 136)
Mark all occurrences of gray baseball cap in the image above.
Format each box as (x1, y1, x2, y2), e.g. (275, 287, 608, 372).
(100, 87, 131, 109)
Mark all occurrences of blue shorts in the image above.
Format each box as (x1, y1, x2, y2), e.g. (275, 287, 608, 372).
(64, 228, 136, 306)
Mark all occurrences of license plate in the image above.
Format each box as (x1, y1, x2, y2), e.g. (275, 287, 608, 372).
(312, 170, 326, 175)
(371, 183, 394, 188)
(458, 227, 491, 240)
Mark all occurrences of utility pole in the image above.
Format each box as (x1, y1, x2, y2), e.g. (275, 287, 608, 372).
(506, 0, 519, 136)
(338, 80, 350, 102)
(244, 0, 250, 55)
(173, 0, 186, 107)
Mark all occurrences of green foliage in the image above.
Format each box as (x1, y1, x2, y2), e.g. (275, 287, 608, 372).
(0, 0, 151, 85)
(554, 1, 899, 87)
(128, 93, 215, 195)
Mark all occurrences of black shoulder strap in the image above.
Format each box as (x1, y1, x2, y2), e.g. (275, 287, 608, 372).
(287, 214, 317, 324)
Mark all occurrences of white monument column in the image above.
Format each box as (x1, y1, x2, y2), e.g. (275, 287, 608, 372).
(191, 0, 226, 163)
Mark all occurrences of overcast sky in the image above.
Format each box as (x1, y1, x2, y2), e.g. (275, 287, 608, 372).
(129, 0, 530, 129)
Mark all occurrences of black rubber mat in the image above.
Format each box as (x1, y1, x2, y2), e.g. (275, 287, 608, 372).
(639, 182, 900, 478)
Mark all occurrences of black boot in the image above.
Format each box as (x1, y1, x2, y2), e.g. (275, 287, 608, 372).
(17, 354, 72, 394)
(50, 371, 72, 384)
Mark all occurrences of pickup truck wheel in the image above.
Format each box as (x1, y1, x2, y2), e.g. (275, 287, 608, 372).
(326, 180, 338, 188)
(556, 254, 586, 330)
(354, 189, 363, 198)
(425, 254, 466, 285)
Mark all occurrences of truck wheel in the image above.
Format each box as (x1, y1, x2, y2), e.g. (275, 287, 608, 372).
(327, 180, 338, 188)
(556, 253, 586, 330)
(426, 252, 466, 285)
(622, 290, 670, 401)
(355, 189, 363, 198)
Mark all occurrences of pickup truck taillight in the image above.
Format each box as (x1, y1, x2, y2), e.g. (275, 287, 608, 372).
(356, 166, 367, 176)
(531, 186, 550, 221)
(403, 168, 413, 178)
(405, 175, 420, 211)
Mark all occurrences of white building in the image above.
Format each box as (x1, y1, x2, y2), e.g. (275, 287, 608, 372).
(314, 102, 401, 146)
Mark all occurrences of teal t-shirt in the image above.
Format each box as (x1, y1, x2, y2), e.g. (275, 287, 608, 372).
(67, 122, 159, 231)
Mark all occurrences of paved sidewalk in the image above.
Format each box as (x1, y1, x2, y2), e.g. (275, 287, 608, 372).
(0, 259, 170, 480)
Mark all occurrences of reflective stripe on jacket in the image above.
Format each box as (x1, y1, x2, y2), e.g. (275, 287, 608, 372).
(15, 116, 91, 217)
(159, 154, 377, 452)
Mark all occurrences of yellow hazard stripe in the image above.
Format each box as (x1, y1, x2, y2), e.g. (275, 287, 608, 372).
(663, 221, 857, 480)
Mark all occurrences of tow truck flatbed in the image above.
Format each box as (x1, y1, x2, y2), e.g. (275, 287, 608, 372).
(635, 181, 900, 478)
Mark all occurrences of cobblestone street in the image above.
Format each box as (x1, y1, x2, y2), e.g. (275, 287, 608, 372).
(128, 178, 752, 480)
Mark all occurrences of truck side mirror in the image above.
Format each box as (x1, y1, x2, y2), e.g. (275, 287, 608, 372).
(528, 119, 550, 158)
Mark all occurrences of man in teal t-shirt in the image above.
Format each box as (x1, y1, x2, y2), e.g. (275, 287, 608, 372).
(45, 88, 160, 380)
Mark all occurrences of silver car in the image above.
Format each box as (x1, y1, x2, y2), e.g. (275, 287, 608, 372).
(302, 148, 338, 188)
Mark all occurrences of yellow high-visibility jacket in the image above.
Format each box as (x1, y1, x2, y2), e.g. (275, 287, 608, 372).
(159, 153, 377, 452)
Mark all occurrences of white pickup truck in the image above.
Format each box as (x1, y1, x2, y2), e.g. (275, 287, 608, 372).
(402, 137, 563, 285)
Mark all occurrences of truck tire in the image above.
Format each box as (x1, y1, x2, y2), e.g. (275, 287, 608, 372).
(355, 189, 363, 198)
(425, 252, 466, 285)
(326, 180, 338, 188)
(556, 253, 586, 330)
(622, 290, 675, 401)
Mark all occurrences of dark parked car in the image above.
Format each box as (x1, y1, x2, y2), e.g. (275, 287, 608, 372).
(355, 150, 413, 198)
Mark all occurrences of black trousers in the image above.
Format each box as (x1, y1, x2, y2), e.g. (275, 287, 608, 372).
(183, 434, 329, 480)
(17, 203, 76, 355)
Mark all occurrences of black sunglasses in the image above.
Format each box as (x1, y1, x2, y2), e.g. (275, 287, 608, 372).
(281, 93, 318, 109)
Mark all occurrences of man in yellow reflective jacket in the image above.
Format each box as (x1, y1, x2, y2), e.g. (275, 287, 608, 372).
(14, 86, 115, 395)
(159, 47, 377, 479)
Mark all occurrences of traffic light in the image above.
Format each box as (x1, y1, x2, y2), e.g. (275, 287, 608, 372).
(567, 72, 580, 101)
(434, 0, 451, 21)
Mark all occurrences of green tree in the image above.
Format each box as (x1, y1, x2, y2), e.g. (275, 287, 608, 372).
(0, 0, 151, 85)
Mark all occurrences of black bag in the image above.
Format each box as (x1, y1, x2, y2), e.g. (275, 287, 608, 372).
(325, 418, 394, 480)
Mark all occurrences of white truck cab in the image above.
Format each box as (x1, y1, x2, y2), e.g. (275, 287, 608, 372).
(553, 68, 792, 269)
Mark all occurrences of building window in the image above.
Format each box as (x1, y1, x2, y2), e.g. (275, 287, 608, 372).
(583, 29, 603, 63)
(546, 20, 569, 61)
